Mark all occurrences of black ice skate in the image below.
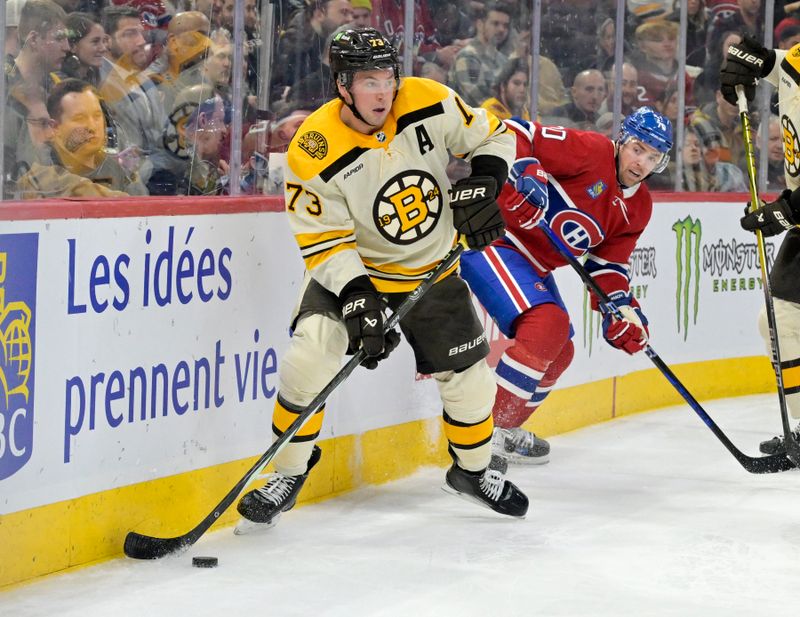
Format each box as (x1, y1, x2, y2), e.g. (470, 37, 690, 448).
(492, 427, 550, 465)
(759, 427, 800, 456)
(235, 445, 322, 534)
(443, 454, 529, 518)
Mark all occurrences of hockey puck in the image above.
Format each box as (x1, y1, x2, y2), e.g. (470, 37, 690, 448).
(192, 556, 218, 568)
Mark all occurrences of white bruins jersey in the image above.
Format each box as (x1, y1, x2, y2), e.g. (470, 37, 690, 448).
(762, 47, 800, 302)
(766, 46, 800, 191)
(284, 76, 514, 295)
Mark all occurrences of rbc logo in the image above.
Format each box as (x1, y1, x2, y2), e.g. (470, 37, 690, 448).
(0, 234, 38, 481)
(549, 209, 605, 255)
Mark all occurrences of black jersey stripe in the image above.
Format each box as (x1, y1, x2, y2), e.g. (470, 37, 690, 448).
(396, 102, 445, 134)
(782, 56, 800, 86)
(319, 146, 369, 182)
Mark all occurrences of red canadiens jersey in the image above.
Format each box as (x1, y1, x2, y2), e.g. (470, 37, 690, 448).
(498, 118, 654, 300)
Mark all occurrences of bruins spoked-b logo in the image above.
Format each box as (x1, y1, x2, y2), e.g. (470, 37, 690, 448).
(374, 171, 442, 244)
(781, 114, 800, 177)
(298, 131, 328, 160)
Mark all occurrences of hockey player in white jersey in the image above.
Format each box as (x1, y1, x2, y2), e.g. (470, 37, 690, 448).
(720, 37, 800, 454)
(235, 28, 528, 530)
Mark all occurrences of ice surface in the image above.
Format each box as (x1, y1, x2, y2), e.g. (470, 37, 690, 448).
(3, 394, 799, 617)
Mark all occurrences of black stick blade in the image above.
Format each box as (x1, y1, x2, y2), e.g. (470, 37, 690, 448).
(124, 531, 190, 559)
(749, 452, 797, 474)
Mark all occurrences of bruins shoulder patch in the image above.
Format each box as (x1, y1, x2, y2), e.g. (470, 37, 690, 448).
(298, 131, 328, 160)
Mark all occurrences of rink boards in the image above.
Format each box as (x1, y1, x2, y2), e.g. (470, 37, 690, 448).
(0, 193, 778, 587)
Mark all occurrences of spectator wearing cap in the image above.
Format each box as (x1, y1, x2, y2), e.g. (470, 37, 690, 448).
(180, 93, 231, 195)
(350, 0, 372, 27)
(99, 5, 170, 191)
(705, 0, 764, 59)
(776, 17, 800, 49)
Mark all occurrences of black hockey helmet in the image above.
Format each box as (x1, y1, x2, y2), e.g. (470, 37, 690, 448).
(329, 27, 401, 90)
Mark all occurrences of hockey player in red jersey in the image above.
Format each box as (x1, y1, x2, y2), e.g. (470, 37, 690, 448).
(460, 107, 673, 464)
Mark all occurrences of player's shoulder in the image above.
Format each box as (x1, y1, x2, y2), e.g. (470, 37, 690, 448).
(287, 99, 364, 182)
(392, 77, 452, 118)
(781, 44, 800, 75)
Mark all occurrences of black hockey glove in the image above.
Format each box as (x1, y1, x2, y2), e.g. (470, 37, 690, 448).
(340, 276, 400, 370)
(720, 35, 775, 106)
(450, 176, 505, 250)
(741, 189, 800, 237)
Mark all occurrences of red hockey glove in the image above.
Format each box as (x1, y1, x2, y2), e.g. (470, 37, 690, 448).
(601, 292, 649, 355)
(507, 157, 548, 230)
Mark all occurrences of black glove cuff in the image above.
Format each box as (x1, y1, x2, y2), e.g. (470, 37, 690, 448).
(786, 187, 800, 219)
(762, 49, 776, 77)
(339, 275, 377, 304)
(470, 155, 508, 198)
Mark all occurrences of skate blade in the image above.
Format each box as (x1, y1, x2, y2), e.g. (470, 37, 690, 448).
(504, 452, 549, 466)
(441, 484, 527, 519)
(233, 514, 281, 535)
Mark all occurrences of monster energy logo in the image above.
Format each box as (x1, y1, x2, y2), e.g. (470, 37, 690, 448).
(673, 216, 701, 341)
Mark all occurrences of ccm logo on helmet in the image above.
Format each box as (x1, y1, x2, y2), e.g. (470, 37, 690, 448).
(451, 186, 487, 202)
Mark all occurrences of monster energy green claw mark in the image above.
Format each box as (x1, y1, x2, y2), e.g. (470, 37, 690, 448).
(672, 216, 702, 341)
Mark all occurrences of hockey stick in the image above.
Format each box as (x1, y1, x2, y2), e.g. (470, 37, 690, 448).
(124, 243, 465, 559)
(538, 220, 794, 474)
(736, 85, 800, 467)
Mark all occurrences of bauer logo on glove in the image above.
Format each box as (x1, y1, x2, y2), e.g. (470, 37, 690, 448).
(450, 176, 505, 251)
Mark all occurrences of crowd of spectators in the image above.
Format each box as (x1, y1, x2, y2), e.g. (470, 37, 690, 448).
(3, 0, 800, 200)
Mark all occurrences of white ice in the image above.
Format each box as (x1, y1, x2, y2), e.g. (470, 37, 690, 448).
(3, 394, 800, 617)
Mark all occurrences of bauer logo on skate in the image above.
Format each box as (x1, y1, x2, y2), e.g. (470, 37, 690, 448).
(0, 234, 38, 481)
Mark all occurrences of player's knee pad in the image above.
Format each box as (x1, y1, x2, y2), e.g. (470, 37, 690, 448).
(544, 338, 574, 381)
(513, 304, 571, 364)
(435, 359, 496, 422)
(280, 313, 348, 406)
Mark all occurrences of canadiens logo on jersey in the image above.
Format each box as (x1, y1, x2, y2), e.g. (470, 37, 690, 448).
(298, 131, 328, 160)
(373, 170, 443, 244)
(586, 180, 607, 199)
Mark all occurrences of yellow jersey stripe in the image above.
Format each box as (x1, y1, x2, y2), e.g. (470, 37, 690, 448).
(303, 241, 357, 271)
(295, 229, 356, 251)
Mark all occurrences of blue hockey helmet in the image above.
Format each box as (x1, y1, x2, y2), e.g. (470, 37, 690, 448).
(617, 106, 673, 173)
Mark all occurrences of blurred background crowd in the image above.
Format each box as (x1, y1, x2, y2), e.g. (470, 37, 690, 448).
(1, 0, 796, 200)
